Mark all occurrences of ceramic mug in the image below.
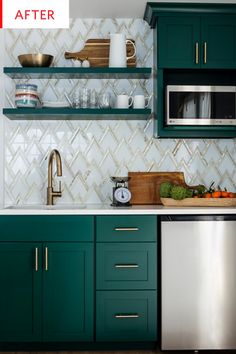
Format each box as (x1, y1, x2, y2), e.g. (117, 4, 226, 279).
(116, 94, 133, 108)
(109, 33, 136, 68)
(133, 95, 151, 109)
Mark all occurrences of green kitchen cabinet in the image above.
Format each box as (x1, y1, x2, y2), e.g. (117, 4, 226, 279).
(144, 3, 236, 138)
(96, 290, 157, 342)
(42, 242, 93, 342)
(96, 215, 157, 242)
(96, 243, 157, 290)
(201, 16, 236, 69)
(0, 216, 94, 343)
(0, 242, 41, 342)
(158, 15, 236, 69)
(158, 16, 200, 68)
(96, 215, 157, 342)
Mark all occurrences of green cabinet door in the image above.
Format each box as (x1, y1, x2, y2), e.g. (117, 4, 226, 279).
(158, 16, 201, 68)
(96, 243, 157, 290)
(42, 242, 94, 342)
(158, 15, 236, 69)
(0, 243, 41, 342)
(96, 290, 157, 342)
(201, 15, 236, 68)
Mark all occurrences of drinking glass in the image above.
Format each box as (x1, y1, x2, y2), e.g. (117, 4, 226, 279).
(72, 89, 80, 108)
(90, 90, 98, 108)
(99, 93, 110, 109)
(80, 88, 90, 108)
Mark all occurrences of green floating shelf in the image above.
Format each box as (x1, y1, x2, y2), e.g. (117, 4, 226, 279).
(4, 67, 152, 79)
(3, 108, 152, 120)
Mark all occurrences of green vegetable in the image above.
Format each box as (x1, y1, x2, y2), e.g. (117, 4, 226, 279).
(170, 185, 188, 200)
(160, 182, 173, 198)
(185, 188, 193, 198)
(195, 184, 206, 194)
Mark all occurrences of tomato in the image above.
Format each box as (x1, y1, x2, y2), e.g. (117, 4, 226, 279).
(212, 191, 222, 198)
(221, 191, 229, 198)
(203, 193, 212, 198)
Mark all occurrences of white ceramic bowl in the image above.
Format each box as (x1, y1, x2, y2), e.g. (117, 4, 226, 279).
(15, 83, 38, 91)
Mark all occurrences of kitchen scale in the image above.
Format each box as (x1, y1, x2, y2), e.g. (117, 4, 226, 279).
(110, 176, 132, 207)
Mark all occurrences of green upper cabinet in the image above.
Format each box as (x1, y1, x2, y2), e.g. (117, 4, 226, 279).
(158, 15, 236, 69)
(158, 16, 201, 68)
(201, 16, 236, 68)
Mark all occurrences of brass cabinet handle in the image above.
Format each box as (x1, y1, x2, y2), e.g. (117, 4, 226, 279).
(45, 247, 48, 271)
(195, 42, 199, 64)
(35, 247, 38, 272)
(115, 314, 140, 319)
(204, 42, 207, 64)
(114, 227, 139, 231)
(115, 264, 139, 268)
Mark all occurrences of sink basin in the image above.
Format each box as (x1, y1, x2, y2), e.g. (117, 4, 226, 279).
(5, 204, 86, 210)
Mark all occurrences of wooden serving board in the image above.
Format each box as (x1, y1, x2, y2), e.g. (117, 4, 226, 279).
(128, 171, 195, 205)
(161, 197, 236, 207)
(64, 39, 136, 67)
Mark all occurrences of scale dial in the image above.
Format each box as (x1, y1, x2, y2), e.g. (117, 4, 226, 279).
(114, 187, 131, 204)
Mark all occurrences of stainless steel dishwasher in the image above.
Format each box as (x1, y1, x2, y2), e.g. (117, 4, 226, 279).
(161, 215, 236, 350)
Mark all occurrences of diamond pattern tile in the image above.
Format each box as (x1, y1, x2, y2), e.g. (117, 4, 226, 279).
(3, 19, 236, 205)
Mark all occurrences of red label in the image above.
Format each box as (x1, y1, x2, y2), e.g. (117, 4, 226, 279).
(0, 0, 2, 28)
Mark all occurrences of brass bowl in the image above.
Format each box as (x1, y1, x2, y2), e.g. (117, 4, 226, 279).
(18, 54, 54, 67)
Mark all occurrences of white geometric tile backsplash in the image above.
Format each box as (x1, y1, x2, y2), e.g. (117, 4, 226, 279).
(3, 18, 236, 205)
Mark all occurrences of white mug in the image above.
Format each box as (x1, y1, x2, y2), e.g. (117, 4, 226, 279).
(109, 33, 136, 68)
(116, 94, 133, 108)
(133, 95, 151, 109)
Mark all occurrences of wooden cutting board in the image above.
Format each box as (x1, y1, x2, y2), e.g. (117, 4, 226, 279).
(64, 39, 136, 67)
(128, 172, 192, 205)
(161, 197, 236, 207)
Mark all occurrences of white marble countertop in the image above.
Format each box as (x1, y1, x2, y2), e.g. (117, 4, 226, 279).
(1, 204, 236, 215)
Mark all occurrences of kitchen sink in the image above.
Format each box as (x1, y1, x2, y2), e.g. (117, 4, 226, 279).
(5, 204, 86, 210)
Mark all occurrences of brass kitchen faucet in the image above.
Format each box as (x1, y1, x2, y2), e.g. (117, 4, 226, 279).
(47, 149, 62, 205)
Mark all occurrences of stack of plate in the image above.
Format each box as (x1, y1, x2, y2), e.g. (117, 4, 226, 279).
(15, 84, 39, 108)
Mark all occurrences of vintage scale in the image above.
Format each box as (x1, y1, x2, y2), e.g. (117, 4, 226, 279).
(110, 177, 132, 207)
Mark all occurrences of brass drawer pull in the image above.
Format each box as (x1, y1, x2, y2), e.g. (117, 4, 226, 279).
(204, 42, 207, 64)
(45, 247, 48, 271)
(115, 314, 140, 319)
(35, 247, 38, 272)
(115, 264, 139, 268)
(195, 42, 199, 64)
(114, 227, 139, 231)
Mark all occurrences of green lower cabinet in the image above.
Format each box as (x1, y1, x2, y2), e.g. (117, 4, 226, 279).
(96, 290, 157, 342)
(0, 216, 94, 344)
(96, 215, 157, 242)
(42, 242, 94, 342)
(96, 243, 157, 290)
(0, 241, 94, 343)
(0, 243, 41, 342)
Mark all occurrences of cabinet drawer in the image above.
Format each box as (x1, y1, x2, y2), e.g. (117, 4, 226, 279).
(96, 216, 157, 242)
(96, 290, 157, 341)
(0, 216, 94, 242)
(96, 243, 156, 290)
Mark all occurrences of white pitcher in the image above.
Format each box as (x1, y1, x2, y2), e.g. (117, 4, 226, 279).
(109, 33, 136, 68)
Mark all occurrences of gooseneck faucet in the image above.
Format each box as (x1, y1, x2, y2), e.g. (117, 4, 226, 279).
(47, 149, 62, 205)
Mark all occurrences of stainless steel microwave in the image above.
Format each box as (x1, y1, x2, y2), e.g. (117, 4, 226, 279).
(166, 85, 236, 126)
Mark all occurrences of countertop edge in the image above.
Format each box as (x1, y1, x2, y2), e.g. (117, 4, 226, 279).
(1, 204, 236, 215)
